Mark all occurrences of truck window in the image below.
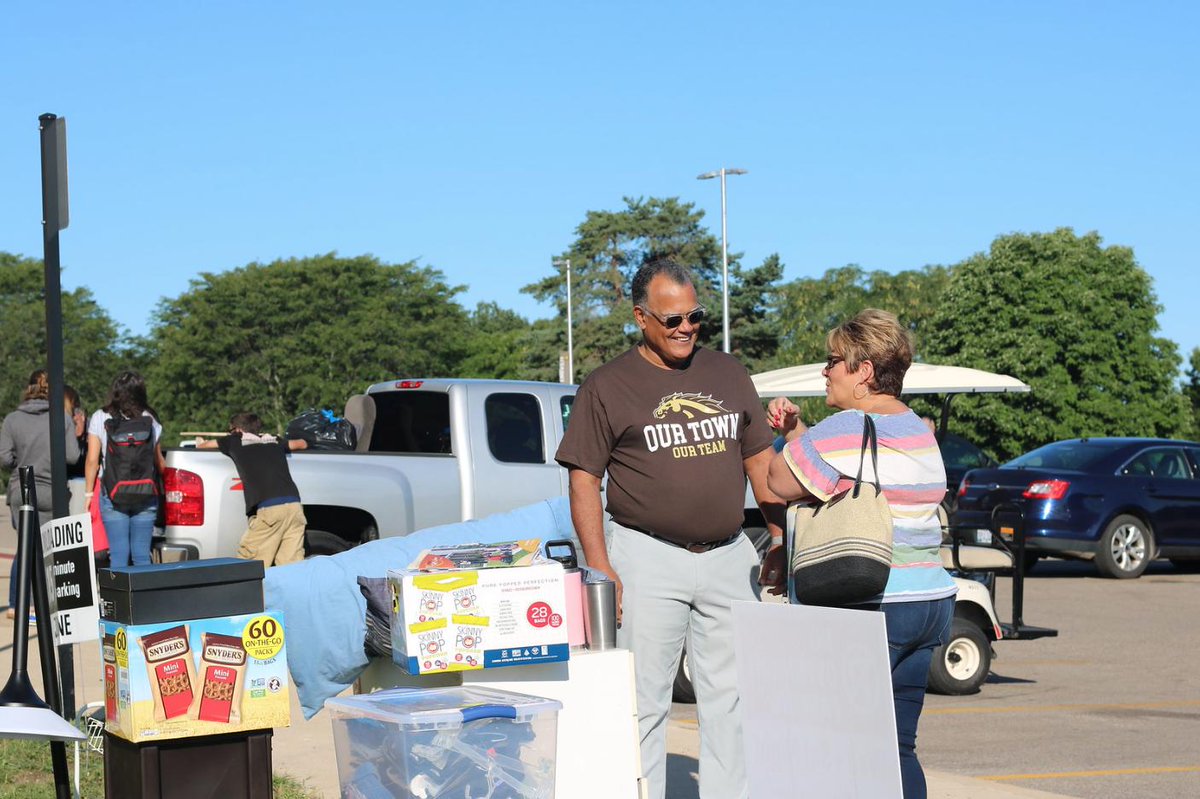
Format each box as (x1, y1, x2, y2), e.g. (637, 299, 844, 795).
(486, 393, 544, 464)
(560, 396, 574, 430)
(368, 391, 452, 454)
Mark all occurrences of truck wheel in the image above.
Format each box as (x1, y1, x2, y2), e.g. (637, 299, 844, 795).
(928, 619, 990, 695)
(304, 529, 351, 558)
(1095, 515, 1154, 579)
(672, 652, 696, 704)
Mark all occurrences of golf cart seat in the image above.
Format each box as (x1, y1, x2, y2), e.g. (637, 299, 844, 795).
(941, 544, 1012, 571)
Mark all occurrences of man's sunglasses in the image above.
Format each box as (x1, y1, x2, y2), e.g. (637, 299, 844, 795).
(640, 305, 706, 329)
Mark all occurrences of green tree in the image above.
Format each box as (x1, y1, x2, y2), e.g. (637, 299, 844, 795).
(145, 253, 471, 442)
(1184, 347, 1200, 437)
(458, 302, 540, 380)
(728, 253, 785, 373)
(0, 252, 126, 415)
(523, 196, 784, 380)
(923, 229, 1190, 460)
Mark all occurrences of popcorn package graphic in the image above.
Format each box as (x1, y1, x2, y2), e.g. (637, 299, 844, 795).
(389, 540, 568, 674)
(101, 611, 290, 742)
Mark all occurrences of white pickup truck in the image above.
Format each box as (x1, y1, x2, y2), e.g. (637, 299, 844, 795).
(160, 377, 773, 562)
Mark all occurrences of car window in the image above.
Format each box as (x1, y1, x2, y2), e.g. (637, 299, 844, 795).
(940, 433, 994, 470)
(485, 393, 545, 464)
(368, 391, 451, 454)
(1006, 441, 1121, 471)
(560, 396, 574, 431)
(1122, 447, 1192, 479)
(1188, 448, 1200, 477)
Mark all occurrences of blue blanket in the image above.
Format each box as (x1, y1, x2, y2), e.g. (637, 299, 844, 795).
(264, 497, 576, 718)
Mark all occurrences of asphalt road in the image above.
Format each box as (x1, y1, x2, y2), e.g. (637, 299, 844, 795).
(915, 557, 1200, 798)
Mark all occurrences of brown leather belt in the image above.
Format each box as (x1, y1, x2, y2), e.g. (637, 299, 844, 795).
(645, 530, 743, 554)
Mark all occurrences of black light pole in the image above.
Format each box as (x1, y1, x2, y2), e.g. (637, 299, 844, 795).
(38, 112, 75, 719)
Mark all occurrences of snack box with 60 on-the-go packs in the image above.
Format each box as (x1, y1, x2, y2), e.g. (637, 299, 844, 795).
(100, 611, 290, 743)
(388, 540, 569, 674)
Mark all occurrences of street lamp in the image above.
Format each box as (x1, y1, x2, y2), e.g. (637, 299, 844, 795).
(697, 167, 747, 354)
(553, 258, 574, 383)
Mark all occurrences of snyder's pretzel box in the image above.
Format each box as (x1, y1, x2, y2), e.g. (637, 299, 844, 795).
(100, 611, 290, 743)
(388, 540, 569, 674)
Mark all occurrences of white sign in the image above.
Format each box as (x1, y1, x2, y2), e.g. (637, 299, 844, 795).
(733, 600, 903, 798)
(39, 513, 100, 646)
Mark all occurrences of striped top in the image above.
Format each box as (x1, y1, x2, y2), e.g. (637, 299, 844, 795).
(783, 408, 957, 604)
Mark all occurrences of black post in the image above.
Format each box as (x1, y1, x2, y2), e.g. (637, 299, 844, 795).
(38, 112, 75, 721)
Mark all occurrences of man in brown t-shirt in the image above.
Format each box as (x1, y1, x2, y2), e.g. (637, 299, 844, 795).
(555, 259, 784, 799)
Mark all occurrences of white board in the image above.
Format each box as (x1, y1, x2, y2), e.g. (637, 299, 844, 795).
(732, 600, 902, 798)
(39, 513, 100, 645)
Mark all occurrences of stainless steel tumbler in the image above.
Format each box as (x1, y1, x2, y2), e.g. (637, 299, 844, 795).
(582, 578, 618, 650)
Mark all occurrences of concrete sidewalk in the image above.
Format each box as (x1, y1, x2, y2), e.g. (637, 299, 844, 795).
(0, 507, 1071, 798)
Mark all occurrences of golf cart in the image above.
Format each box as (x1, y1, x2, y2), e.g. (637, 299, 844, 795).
(750, 361, 1058, 696)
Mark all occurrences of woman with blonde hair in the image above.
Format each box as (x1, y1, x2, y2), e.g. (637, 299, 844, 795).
(765, 309, 956, 799)
(2, 369, 81, 619)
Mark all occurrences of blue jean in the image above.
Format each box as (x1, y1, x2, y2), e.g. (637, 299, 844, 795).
(100, 494, 157, 568)
(881, 596, 955, 799)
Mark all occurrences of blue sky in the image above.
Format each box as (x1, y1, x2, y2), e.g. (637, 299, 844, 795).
(3, 2, 1197, 366)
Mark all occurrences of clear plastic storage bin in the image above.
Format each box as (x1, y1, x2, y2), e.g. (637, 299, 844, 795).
(327, 685, 562, 799)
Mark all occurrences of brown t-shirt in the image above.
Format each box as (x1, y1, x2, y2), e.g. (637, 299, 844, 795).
(555, 345, 772, 544)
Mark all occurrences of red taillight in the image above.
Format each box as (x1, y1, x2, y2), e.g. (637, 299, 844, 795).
(395, 380, 424, 389)
(1023, 479, 1070, 500)
(164, 467, 204, 526)
(957, 477, 971, 498)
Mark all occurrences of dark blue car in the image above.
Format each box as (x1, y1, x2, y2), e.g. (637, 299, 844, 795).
(951, 438, 1200, 578)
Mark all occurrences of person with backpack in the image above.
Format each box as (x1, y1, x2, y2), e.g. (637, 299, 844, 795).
(3, 369, 81, 619)
(83, 371, 166, 568)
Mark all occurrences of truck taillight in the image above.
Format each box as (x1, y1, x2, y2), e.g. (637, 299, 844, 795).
(1023, 479, 1070, 500)
(164, 467, 204, 526)
(957, 477, 971, 497)
(395, 380, 424, 389)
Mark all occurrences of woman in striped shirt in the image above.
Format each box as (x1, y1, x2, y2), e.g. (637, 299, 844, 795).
(766, 308, 956, 799)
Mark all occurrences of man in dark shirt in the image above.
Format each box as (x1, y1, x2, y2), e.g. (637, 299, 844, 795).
(555, 259, 785, 799)
(197, 412, 308, 566)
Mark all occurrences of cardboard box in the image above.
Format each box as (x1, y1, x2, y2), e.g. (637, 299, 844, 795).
(389, 544, 568, 674)
(101, 611, 290, 743)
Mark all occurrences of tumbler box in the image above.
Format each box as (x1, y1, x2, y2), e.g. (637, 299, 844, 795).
(327, 686, 562, 799)
(101, 611, 290, 743)
(99, 559, 264, 625)
(388, 544, 568, 674)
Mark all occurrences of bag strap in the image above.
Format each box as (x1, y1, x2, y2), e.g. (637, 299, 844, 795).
(852, 414, 882, 497)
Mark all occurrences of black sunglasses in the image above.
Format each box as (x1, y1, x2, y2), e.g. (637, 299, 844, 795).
(640, 305, 706, 329)
(825, 355, 845, 370)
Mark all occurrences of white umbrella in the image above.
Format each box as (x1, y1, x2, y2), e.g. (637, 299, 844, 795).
(752, 362, 1031, 398)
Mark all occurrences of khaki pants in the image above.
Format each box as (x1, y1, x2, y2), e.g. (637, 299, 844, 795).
(237, 502, 307, 566)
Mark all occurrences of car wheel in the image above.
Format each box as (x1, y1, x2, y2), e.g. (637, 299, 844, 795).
(1095, 515, 1154, 579)
(304, 528, 351, 558)
(927, 619, 991, 695)
(672, 652, 696, 704)
(1021, 552, 1041, 574)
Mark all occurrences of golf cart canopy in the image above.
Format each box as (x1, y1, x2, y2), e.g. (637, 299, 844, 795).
(751, 362, 1031, 398)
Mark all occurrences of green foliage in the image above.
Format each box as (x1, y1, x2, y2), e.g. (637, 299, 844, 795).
(522, 196, 784, 380)
(145, 253, 472, 443)
(923, 229, 1191, 460)
(1184, 348, 1200, 438)
(0, 252, 128, 416)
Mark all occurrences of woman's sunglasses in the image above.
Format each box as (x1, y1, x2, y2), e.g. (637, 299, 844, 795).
(640, 305, 706, 330)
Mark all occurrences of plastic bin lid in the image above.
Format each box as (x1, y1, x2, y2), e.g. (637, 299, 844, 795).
(99, 558, 264, 591)
(326, 686, 562, 726)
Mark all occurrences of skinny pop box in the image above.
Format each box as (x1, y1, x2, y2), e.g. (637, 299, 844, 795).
(101, 611, 290, 743)
(389, 540, 569, 674)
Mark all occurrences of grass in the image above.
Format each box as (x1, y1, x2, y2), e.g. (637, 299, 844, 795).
(0, 738, 321, 798)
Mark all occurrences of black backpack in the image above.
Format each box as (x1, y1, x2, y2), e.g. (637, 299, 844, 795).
(102, 415, 159, 513)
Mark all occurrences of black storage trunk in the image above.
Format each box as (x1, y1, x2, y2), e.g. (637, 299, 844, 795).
(99, 558, 264, 624)
(104, 730, 273, 799)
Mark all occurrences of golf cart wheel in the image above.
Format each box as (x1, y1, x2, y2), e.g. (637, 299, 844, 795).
(672, 652, 696, 704)
(928, 619, 990, 695)
(1095, 515, 1154, 579)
